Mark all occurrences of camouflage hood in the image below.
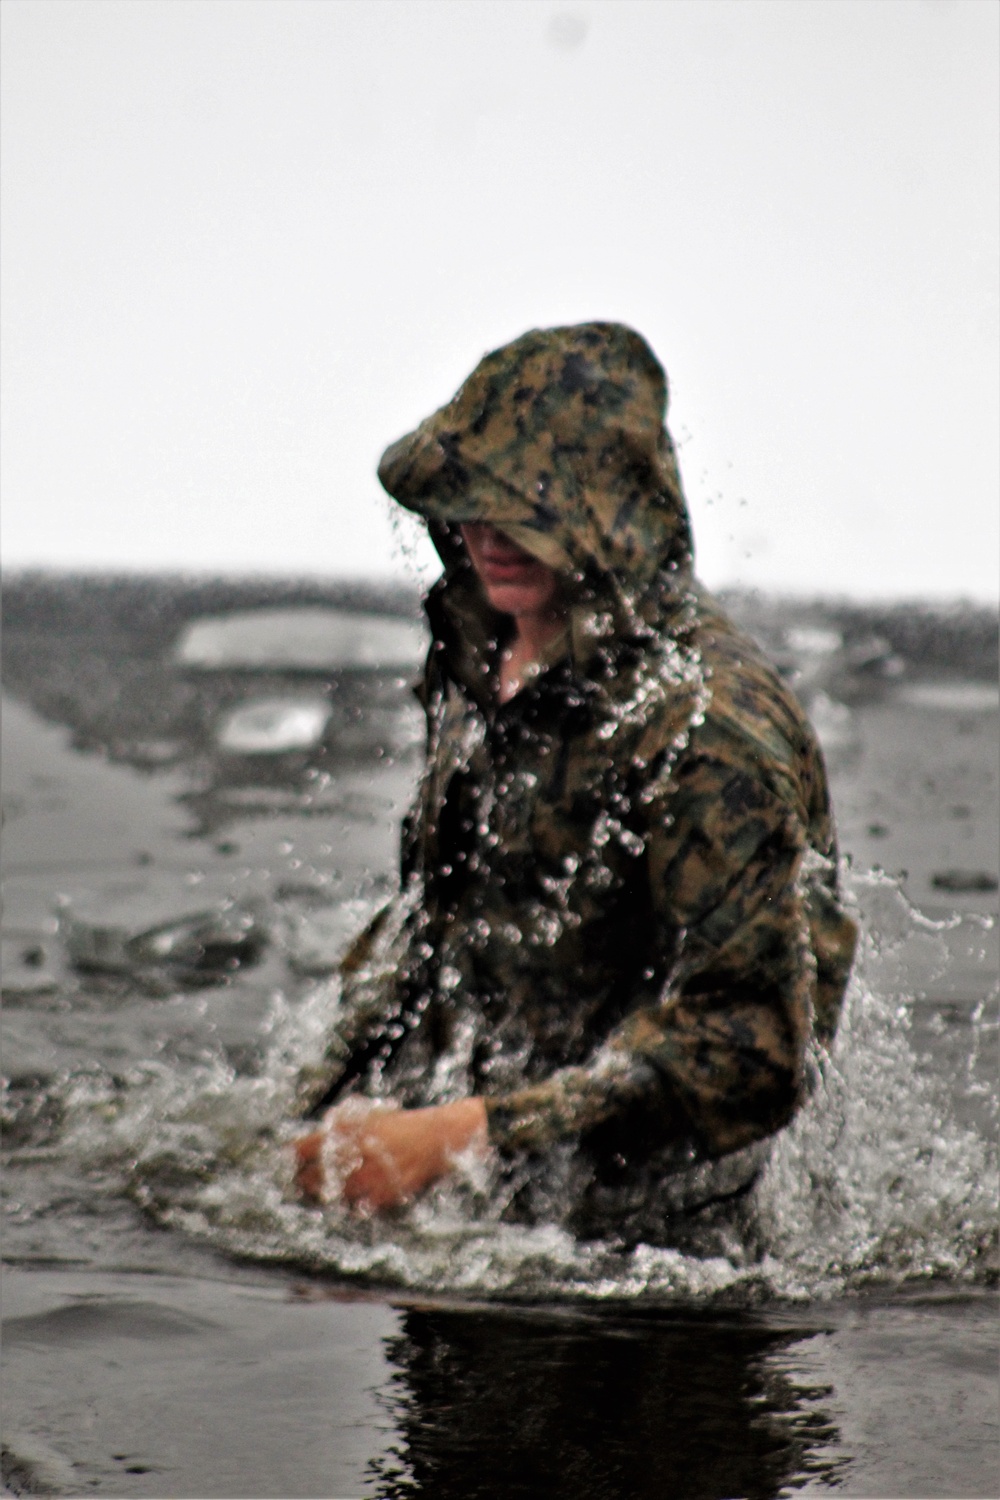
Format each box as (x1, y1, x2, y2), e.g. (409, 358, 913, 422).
(378, 323, 694, 607)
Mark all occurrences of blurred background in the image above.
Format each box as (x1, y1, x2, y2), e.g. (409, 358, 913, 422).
(3, 0, 998, 600)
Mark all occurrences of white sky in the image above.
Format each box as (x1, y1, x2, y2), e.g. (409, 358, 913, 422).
(2, 0, 998, 599)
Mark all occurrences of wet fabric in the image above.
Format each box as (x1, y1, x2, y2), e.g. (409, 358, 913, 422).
(301, 322, 857, 1228)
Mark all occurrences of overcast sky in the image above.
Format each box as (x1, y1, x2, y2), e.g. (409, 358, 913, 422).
(3, 0, 997, 599)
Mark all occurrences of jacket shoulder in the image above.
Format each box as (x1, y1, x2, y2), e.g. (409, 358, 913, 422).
(696, 603, 815, 761)
(640, 592, 830, 838)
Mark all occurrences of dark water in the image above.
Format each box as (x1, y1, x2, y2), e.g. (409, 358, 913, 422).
(2, 576, 997, 1498)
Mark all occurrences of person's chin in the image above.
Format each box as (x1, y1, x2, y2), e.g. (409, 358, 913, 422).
(483, 580, 540, 616)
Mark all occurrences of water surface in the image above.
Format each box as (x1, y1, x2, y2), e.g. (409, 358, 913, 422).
(2, 581, 997, 1497)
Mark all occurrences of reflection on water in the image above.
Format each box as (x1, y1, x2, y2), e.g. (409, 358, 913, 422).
(369, 1303, 843, 1500)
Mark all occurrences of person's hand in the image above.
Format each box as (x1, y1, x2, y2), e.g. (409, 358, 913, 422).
(293, 1096, 488, 1211)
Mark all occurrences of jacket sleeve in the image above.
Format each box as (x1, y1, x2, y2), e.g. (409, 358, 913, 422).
(484, 750, 819, 1157)
(295, 892, 419, 1116)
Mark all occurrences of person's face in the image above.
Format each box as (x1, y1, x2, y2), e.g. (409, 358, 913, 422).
(459, 523, 561, 618)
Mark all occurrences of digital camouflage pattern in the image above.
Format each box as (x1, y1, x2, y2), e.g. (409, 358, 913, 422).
(302, 322, 857, 1231)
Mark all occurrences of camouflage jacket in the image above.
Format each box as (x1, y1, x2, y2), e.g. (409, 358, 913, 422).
(302, 323, 856, 1198)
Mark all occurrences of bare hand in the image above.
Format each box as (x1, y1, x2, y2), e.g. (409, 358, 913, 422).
(293, 1097, 488, 1211)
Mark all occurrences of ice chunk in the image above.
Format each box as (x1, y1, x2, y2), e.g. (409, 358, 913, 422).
(786, 626, 842, 656)
(64, 903, 268, 985)
(175, 607, 428, 671)
(216, 698, 331, 754)
(930, 869, 999, 894)
(898, 683, 999, 713)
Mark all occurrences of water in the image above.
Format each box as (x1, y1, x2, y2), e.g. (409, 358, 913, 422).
(2, 579, 997, 1497)
(16, 867, 992, 1308)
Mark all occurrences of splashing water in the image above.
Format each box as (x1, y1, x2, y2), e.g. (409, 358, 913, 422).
(40, 870, 998, 1304)
(754, 873, 997, 1297)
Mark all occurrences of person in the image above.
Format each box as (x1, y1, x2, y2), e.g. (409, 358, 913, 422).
(294, 322, 856, 1241)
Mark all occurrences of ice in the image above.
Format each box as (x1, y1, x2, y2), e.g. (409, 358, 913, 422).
(176, 607, 428, 671)
(898, 682, 1000, 712)
(215, 697, 332, 754)
(786, 626, 843, 657)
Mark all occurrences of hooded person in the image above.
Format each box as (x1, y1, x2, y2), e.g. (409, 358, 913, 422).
(294, 322, 857, 1242)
